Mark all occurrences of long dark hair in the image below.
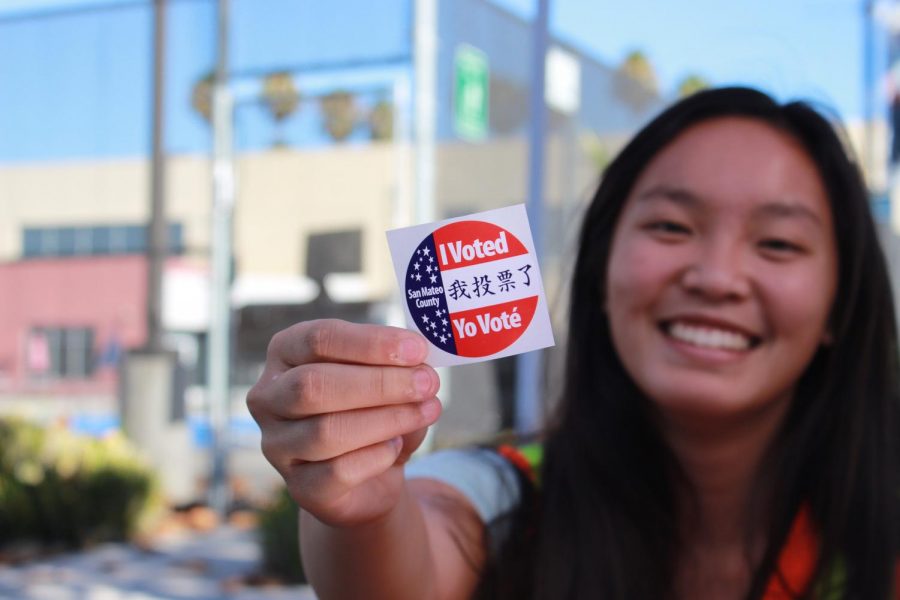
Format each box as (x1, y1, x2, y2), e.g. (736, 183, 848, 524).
(477, 87, 900, 599)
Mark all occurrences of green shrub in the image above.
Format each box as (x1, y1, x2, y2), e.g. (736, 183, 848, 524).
(0, 417, 162, 549)
(257, 486, 306, 583)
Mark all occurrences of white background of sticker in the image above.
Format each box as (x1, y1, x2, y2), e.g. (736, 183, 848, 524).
(386, 204, 555, 367)
(438, 260, 540, 314)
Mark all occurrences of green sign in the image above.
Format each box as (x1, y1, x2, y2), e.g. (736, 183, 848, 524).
(454, 45, 489, 140)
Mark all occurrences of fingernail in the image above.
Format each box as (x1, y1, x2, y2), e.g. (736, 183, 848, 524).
(413, 368, 432, 397)
(389, 436, 403, 453)
(420, 397, 441, 420)
(398, 337, 424, 363)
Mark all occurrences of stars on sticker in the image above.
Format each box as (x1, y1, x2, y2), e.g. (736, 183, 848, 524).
(415, 273, 421, 281)
(422, 247, 430, 256)
(439, 334, 447, 344)
(429, 274, 437, 283)
(414, 262, 420, 270)
(425, 264, 432, 274)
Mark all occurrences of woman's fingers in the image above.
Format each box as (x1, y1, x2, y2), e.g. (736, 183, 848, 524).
(256, 362, 440, 420)
(267, 319, 428, 369)
(261, 399, 442, 468)
(396, 426, 429, 465)
(247, 319, 446, 527)
(287, 437, 408, 521)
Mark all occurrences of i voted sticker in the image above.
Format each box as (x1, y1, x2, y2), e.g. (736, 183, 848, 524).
(387, 204, 554, 367)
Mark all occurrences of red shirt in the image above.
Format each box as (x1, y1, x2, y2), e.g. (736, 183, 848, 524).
(763, 505, 900, 599)
(763, 505, 818, 599)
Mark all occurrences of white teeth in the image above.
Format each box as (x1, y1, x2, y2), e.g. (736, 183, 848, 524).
(667, 321, 751, 351)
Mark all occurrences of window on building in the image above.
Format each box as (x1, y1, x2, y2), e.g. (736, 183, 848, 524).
(27, 327, 95, 380)
(92, 226, 111, 255)
(43, 228, 59, 256)
(57, 228, 76, 256)
(123, 225, 145, 254)
(167, 222, 184, 254)
(109, 226, 128, 253)
(21, 223, 184, 259)
(23, 229, 42, 257)
(306, 229, 362, 281)
(75, 227, 93, 255)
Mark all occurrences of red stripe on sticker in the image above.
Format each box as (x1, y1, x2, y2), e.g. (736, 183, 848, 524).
(433, 220, 528, 271)
(450, 296, 538, 357)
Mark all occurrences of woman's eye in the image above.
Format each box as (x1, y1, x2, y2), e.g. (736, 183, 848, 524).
(645, 220, 691, 237)
(758, 238, 804, 255)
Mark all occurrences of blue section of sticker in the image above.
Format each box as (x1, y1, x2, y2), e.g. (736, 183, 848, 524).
(405, 234, 457, 354)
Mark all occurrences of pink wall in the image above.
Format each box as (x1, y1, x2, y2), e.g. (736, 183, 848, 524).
(0, 256, 147, 394)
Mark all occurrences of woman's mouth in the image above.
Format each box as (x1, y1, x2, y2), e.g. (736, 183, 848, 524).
(660, 320, 760, 352)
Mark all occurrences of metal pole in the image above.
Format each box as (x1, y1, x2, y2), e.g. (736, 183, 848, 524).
(864, 0, 877, 189)
(515, 0, 549, 435)
(208, 0, 234, 515)
(392, 75, 412, 231)
(146, 0, 167, 352)
(413, 0, 448, 455)
(121, 0, 193, 505)
(386, 76, 413, 330)
(414, 0, 436, 225)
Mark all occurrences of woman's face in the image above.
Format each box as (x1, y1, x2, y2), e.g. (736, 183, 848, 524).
(606, 117, 838, 426)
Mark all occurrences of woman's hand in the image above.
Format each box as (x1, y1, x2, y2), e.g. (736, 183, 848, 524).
(247, 319, 442, 528)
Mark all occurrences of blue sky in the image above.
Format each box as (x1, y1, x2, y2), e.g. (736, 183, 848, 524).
(494, 0, 873, 119)
(0, 0, 883, 162)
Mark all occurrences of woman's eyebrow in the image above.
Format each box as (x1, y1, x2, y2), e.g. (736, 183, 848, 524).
(636, 185, 703, 207)
(753, 201, 824, 228)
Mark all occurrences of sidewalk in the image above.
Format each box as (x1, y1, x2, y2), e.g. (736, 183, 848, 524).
(0, 525, 317, 600)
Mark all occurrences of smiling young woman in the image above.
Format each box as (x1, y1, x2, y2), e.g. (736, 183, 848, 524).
(603, 116, 841, 598)
(607, 117, 838, 427)
(478, 87, 900, 600)
(247, 87, 900, 600)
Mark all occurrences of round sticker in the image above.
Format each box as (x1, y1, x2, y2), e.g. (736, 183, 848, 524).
(404, 220, 539, 357)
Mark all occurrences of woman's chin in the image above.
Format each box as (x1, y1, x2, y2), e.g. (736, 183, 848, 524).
(646, 384, 792, 438)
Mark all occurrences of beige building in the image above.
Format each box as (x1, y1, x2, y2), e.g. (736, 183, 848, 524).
(0, 133, 617, 298)
(0, 131, 624, 393)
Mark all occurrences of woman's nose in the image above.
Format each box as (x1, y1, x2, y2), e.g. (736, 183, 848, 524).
(679, 245, 751, 301)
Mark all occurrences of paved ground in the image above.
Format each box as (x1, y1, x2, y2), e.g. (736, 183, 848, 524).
(0, 526, 316, 600)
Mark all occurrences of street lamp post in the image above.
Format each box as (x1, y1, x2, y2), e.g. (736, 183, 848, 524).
(515, 0, 550, 436)
(207, 0, 235, 516)
(147, 0, 167, 353)
(120, 0, 194, 506)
